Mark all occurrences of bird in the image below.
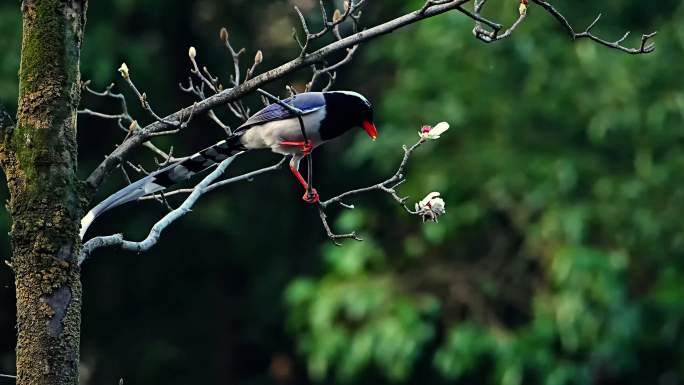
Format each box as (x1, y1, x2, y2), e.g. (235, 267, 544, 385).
(80, 90, 378, 239)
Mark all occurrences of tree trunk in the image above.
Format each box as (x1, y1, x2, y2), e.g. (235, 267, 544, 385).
(0, 1, 87, 385)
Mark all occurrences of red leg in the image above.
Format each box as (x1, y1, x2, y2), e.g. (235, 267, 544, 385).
(289, 164, 319, 204)
(281, 140, 313, 155)
(283, 141, 318, 203)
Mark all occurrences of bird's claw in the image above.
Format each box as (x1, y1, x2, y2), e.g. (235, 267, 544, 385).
(302, 188, 319, 204)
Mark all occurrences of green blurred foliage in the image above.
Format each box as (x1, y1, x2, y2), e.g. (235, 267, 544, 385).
(286, 240, 439, 381)
(287, 1, 684, 384)
(2, 1, 684, 385)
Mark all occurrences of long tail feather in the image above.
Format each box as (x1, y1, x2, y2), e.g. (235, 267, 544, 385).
(80, 134, 246, 239)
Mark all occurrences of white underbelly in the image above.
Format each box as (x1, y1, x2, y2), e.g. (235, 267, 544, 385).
(239, 109, 326, 155)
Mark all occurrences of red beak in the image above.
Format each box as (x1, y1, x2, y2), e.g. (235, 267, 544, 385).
(362, 121, 378, 140)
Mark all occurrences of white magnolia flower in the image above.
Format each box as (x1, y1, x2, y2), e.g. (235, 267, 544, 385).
(415, 192, 446, 222)
(419, 121, 450, 140)
(118, 62, 129, 79)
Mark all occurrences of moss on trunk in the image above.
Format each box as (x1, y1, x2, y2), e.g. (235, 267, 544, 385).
(0, 1, 88, 385)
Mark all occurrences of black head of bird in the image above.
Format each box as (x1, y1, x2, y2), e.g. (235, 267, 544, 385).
(319, 91, 378, 141)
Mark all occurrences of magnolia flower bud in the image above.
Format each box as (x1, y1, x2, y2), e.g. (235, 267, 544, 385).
(419, 121, 450, 140)
(188, 46, 197, 59)
(118, 62, 129, 79)
(519, 2, 527, 16)
(254, 50, 263, 65)
(344, 1, 350, 12)
(333, 9, 343, 23)
(220, 27, 229, 42)
(415, 192, 446, 222)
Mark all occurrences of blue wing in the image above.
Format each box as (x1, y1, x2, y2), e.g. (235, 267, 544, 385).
(237, 92, 326, 131)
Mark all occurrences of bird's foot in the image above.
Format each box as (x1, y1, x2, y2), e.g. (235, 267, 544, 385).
(302, 188, 319, 204)
(281, 140, 313, 155)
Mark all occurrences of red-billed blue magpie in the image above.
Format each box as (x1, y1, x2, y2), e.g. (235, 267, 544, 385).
(80, 90, 377, 238)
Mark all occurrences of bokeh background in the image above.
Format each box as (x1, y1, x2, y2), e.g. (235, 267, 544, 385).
(2, 0, 684, 384)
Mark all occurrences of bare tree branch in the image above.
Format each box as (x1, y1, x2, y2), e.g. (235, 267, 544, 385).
(471, 1, 527, 43)
(143, 142, 180, 164)
(530, 0, 657, 54)
(120, 68, 196, 128)
(79, 153, 243, 263)
(306, 45, 359, 92)
(307, 123, 451, 245)
(179, 75, 233, 134)
(319, 139, 424, 211)
(317, 207, 364, 245)
(79, 82, 184, 164)
(309, 0, 366, 40)
(314, 128, 454, 245)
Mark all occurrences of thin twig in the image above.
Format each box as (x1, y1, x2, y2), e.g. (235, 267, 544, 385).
(294, 6, 311, 56)
(119, 163, 132, 185)
(420, 0, 456, 14)
(320, 139, 425, 211)
(309, 0, 368, 40)
(318, 207, 363, 246)
(307, 45, 359, 92)
(137, 156, 288, 200)
(315, 137, 433, 244)
(77, 109, 128, 121)
(81, 81, 192, 161)
(180, 76, 233, 133)
(121, 75, 181, 127)
(142, 141, 180, 163)
(530, 0, 657, 54)
(471, 5, 525, 42)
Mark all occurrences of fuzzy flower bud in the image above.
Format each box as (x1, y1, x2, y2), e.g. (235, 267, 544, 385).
(415, 192, 446, 222)
(118, 63, 129, 79)
(254, 50, 263, 65)
(188, 46, 197, 59)
(519, 0, 528, 16)
(220, 27, 229, 42)
(419, 121, 450, 140)
(333, 9, 343, 23)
